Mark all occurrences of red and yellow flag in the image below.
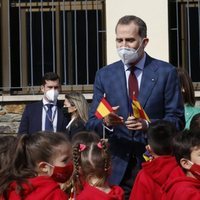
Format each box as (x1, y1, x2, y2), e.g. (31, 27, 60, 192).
(95, 97, 113, 119)
(130, 96, 150, 122)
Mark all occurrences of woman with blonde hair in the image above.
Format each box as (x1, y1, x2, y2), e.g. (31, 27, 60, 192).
(64, 92, 89, 139)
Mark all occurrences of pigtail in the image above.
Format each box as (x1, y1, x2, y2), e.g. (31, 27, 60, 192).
(72, 143, 84, 195)
(100, 139, 111, 173)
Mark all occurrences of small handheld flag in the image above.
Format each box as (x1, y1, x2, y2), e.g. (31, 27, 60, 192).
(143, 150, 153, 162)
(130, 95, 150, 122)
(95, 97, 113, 119)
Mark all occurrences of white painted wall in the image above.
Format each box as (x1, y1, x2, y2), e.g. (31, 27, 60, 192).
(106, 0, 169, 64)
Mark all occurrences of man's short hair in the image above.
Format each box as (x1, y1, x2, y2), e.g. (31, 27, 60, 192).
(41, 72, 60, 86)
(115, 15, 147, 38)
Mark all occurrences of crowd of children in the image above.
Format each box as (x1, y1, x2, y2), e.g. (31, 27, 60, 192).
(1, 114, 200, 199)
(129, 115, 200, 200)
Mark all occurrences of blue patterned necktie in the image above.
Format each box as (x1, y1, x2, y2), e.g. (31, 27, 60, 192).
(45, 104, 53, 131)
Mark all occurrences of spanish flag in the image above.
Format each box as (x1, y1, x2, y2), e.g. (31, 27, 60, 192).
(95, 97, 113, 119)
(130, 95, 150, 122)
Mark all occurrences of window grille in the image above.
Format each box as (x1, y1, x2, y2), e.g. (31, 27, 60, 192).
(0, 0, 106, 94)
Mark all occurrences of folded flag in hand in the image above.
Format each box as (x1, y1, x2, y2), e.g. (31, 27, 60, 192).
(95, 97, 113, 119)
(143, 150, 153, 162)
(130, 95, 150, 122)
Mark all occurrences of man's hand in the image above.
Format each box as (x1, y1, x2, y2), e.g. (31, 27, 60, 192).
(125, 116, 148, 130)
(103, 106, 124, 126)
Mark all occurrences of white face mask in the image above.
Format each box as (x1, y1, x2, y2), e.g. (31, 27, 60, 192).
(45, 89, 59, 103)
(117, 40, 144, 65)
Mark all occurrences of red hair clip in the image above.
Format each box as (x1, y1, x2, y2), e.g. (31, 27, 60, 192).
(97, 142, 103, 149)
(79, 144, 87, 152)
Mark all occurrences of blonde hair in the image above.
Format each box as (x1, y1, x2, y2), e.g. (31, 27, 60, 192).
(65, 92, 89, 123)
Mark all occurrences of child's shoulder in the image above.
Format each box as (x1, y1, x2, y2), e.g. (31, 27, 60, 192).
(77, 183, 124, 200)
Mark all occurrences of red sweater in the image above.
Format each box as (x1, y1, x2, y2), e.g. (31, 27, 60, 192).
(7, 176, 68, 200)
(129, 156, 178, 200)
(76, 182, 124, 200)
(162, 166, 200, 200)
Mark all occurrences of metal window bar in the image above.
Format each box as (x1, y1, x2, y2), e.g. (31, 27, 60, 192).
(96, 0, 99, 71)
(52, 0, 56, 72)
(8, 0, 11, 89)
(186, 0, 192, 76)
(198, 0, 200, 67)
(19, 0, 23, 87)
(176, 0, 180, 68)
(85, 0, 89, 84)
(29, 0, 34, 86)
(62, 0, 67, 84)
(74, 0, 78, 85)
(41, 0, 45, 75)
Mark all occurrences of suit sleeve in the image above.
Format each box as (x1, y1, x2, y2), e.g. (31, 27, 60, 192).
(86, 70, 112, 137)
(18, 105, 29, 134)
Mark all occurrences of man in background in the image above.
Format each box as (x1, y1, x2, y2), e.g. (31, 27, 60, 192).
(18, 72, 68, 134)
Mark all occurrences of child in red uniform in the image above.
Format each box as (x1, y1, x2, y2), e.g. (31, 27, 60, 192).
(71, 131, 124, 200)
(0, 131, 73, 200)
(129, 120, 178, 200)
(0, 135, 17, 200)
(162, 129, 200, 200)
(0, 135, 16, 170)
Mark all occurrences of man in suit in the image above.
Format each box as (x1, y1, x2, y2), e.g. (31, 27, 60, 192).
(86, 15, 185, 199)
(18, 72, 68, 134)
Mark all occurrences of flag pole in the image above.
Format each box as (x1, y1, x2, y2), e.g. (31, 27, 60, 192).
(103, 93, 106, 140)
(103, 124, 105, 140)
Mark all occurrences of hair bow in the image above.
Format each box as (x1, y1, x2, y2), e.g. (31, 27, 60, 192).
(97, 142, 103, 149)
(79, 144, 87, 152)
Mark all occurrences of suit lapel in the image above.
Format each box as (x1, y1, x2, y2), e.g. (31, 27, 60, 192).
(115, 62, 130, 115)
(138, 55, 158, 107)
(117, 63, 129, 97)
(37, 101, 43, 130)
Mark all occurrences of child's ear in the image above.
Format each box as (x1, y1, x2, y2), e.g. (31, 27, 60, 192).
(180, 158, 193, 170)
(38, 162, 49, 173)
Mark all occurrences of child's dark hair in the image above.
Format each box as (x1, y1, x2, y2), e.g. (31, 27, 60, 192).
(190, 113, 200, 131)
(147, 120, 177, 155)
(173, 129, 200, 165)
(0, 131, 70, 198)
(0, 135, 17, 170)
(71, 131, 110, 192)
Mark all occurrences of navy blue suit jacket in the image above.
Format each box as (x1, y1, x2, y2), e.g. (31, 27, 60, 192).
(86, 54, 185, 184)
(18, 100, 68, 134)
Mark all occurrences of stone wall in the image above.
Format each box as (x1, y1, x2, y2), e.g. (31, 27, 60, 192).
(0, 93, 93, 135)
(0, 103, 26, 134)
